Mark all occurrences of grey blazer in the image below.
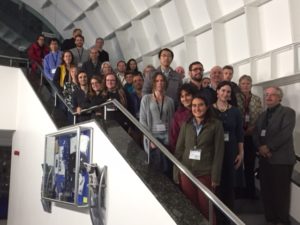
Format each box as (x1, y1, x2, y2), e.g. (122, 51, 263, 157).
(253, 104, 296, 165)
(142, 66, 182, 107)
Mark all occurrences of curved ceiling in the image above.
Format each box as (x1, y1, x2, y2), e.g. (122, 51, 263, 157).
(11, 0, 300, 83)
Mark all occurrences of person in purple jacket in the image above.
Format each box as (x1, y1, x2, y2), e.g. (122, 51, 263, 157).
(169, 83, 196, 154)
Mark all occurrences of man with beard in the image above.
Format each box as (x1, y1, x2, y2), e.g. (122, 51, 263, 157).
(187, 61, 204, 90)
(70, 35, 89, 68)
(61, 28, 82, 51)
(185, 61, 214, 105)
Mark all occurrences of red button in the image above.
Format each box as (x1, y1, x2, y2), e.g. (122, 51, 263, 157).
(14, 150, 20, 156)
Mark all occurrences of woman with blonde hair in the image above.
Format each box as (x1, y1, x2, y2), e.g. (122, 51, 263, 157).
(236, 75, 262, 199)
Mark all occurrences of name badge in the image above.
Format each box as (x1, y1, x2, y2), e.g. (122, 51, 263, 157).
(51, 68, 56, 74)
(78, 62, 83, 67)
(224, 132, 229, 142)
(189, 148, 201, 160)
(261, 129, 266, 137)
(155, 124, 166, 132)
(245, 114, 250, 122)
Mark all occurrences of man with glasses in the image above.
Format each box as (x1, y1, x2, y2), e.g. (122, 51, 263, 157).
(142, 48, 182, 108)
(187, 61, 204, 90)
(253, 86, 296, 225)
(28, 34, 49, 77)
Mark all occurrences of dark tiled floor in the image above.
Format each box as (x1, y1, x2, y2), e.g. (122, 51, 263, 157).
(236, 198, 300, 225)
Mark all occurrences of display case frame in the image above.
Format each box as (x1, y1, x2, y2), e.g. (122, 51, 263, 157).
(41, 126, 93, 207)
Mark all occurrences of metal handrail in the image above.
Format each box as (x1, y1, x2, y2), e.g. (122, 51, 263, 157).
(28, 58, 245, 224)
(0, 54, 30, 69)
(0, 54, 29, 61)
(32, 61, 75, 112)
(79, 99, 245, 225)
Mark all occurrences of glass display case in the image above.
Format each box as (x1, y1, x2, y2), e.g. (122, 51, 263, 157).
(41, 126, 93, 207)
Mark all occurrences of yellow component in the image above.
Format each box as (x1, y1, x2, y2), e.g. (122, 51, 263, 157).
(83, 197, 88, 204)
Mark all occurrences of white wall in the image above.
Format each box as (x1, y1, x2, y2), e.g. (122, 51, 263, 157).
(281, 83, 300, 160)
(0, 66, 19, 130)
(4, 67, 176, 225)
(83, 122, 177, 225)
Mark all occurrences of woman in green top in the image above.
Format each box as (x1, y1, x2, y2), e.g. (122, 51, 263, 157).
(175, 94, 224, 222)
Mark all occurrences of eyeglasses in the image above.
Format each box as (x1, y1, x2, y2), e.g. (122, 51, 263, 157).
(264, 93, 278, 97)
(106, 79, 116, 82)
(191, 67, 204, 72)
(160, 54, 172, 58)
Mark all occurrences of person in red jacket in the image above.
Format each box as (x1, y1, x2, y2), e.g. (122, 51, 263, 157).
(28, 34, 49, 77)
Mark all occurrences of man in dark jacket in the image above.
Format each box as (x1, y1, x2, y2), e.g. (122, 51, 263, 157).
(253, 86, 296, 225)
(81, 47, 102, 80)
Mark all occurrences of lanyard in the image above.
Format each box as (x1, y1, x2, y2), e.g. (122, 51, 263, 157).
(153, 93, 164, 120)
(51, 52, 58, 66)
(76, 48, 83, 62)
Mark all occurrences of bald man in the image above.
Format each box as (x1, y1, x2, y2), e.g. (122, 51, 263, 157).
(175, 66, 185, 80)
(210, 65, 223, 90)
(198, 65, 222, 105)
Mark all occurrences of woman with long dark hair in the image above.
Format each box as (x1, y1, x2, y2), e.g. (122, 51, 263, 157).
(89, 76, 105, 119)
(175, 94, 224, 222)
(72, 72, 91, 122)
(126, 58, 139, 73)
(53, 50, 74, 91)
(101, 72, 128, 129)
(169, 83, 195, 154)
(211, 80, 244, 225)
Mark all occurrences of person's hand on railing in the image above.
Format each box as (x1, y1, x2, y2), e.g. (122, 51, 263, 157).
(95, 111, 102, 116)
(211, 181, 218, 190)
(76, 107, 82, 115)
(150, 142, 156, 149)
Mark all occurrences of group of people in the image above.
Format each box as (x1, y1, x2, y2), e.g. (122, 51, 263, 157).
(27, 28, 297, 225)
